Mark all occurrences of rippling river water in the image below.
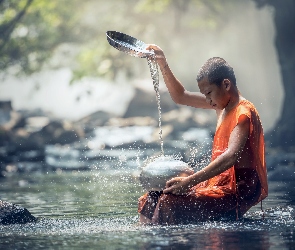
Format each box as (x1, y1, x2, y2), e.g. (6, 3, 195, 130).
(0, 168, 294, 249)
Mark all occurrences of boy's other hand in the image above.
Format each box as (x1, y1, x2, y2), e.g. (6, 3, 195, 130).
(163, 176, 191, 195)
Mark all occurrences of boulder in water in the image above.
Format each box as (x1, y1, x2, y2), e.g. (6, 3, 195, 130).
(0, 200, 37, 225)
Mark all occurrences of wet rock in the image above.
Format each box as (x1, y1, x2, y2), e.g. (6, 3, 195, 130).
(0, 128, 10, 147)
(106, 116, 157, 127)
(0, 159, 47, 177)
(0, 102, 84, 158)
(265, 148, 295, 182)
(0, 164, 5, 178)
(1, 147, 45, 164)
(10, 109, 55, 132)
(0, 101, 22, 147)
(90, 126, 155, 148)
(25, 116, 50, 132)
(123, 87, 178, 118)
(17, 150, 44, 162)
(0, 100, 13, 125)
(18, 108, 55, 119)
(160, 108, 195, 137)
(27, 120, 84, 148)
(0, 101, 12, 109)
(150, 124, 174, 142)
(0, 111, 22, 132)
(76, 110, 114, 134)
(0, 104, 52, 133)
(160, 108, 216, 139)
(267, 165, 295, 181)
(2, 119, 84, 159)
(0, 200, 36, 225)
(266, 150, 295, 171)
(45, 144, 88, 170)
(3, 121, 83, 156)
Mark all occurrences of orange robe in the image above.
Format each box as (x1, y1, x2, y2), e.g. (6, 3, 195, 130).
(138, 100, 268, 224)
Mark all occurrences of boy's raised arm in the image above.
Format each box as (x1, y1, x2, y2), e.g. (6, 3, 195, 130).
(146, 44, 212, 110)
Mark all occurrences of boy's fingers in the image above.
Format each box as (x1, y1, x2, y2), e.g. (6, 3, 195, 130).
(145, 44, 155, 50)
(165, 179, 173, 187)
(165, 177, 177, 188)
(146, 44, 161, 51)
(163, 186, 173, 194)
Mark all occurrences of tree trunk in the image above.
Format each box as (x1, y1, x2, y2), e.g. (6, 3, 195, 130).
(256, 0, 295, 150)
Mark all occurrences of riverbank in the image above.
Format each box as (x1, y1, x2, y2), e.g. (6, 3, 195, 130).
(1, 97, 294, 184)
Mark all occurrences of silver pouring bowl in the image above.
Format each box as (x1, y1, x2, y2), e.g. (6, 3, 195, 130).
(106, 31, 155, 58)
(139, 156, 194, 191)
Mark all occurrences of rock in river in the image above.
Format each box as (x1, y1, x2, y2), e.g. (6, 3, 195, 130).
(0, 200, 37, 225)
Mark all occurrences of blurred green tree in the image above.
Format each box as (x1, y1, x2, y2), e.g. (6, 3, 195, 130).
(0, 0, 231, 82)
(71, 0, 236, 82)
(0, 0, 88, 75)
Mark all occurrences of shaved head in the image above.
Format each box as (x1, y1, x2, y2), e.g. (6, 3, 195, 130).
(197, 57, 236, 86)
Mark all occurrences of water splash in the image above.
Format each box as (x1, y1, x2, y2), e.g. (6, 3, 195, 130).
(1, 206, 294, 235)
(142, 154, 184, 168)
(1, 170, 294, 249)
(146, 55, 164, 156)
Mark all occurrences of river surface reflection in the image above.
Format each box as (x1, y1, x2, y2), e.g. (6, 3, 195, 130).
(0, 169, 294, 249)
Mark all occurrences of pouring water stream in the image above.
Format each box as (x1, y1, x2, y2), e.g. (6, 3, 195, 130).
(146, 55, 164, 156)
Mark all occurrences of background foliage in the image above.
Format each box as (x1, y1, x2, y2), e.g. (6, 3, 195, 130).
(0, 0, 237, 81)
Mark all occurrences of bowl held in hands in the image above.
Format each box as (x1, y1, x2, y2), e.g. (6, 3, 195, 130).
(139, 156, 194, 191)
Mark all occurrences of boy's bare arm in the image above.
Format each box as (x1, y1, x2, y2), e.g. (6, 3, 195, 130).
(164, 115, 250, 195)
(146, 44, 212, 110)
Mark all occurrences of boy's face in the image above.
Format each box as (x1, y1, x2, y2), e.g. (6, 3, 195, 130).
(198, 77, 231, 110)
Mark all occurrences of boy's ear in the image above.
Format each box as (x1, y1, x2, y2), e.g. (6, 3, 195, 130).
(223, 79, 231, 90)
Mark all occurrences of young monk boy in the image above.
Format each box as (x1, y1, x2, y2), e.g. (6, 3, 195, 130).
(138, 44, 268, 224)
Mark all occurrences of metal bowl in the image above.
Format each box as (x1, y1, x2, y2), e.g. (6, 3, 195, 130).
(139, 156, 194, 191)
(106, 31, 154, 58)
